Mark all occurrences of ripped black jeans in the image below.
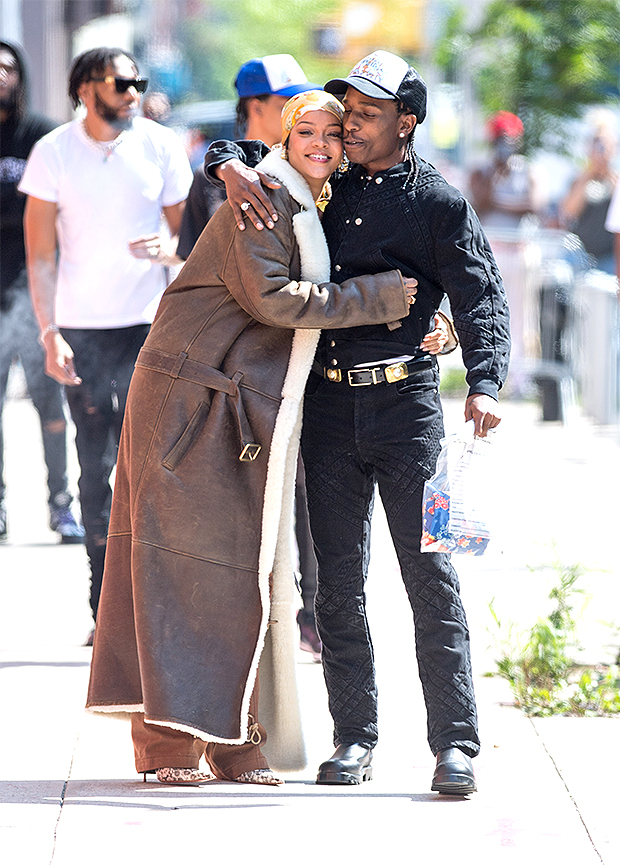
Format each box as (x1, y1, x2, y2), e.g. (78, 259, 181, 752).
(301, 365, 480, 758)
(61, 325, 150, 618)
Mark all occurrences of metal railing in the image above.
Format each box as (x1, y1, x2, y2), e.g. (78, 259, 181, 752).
(484, 222, 619, 424)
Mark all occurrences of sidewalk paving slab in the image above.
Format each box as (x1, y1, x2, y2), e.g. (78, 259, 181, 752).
(1, 395, 618, 864)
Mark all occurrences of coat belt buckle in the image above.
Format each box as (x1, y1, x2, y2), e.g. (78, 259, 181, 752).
(384, 361, 409, 384)
(239, 443, 261, 462)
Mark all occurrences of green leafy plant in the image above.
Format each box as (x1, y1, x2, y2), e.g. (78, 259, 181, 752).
(489, 557, 620, 716)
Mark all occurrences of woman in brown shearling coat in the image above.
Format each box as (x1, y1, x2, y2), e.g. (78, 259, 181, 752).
(86, 93, 415, 786)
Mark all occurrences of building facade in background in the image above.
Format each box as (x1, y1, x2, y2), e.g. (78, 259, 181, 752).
(0, 0, 190, 121)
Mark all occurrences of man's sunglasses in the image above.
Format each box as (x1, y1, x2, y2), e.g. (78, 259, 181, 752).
(89, 76, 149, 94)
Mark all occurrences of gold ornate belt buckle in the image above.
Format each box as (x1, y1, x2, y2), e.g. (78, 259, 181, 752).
(326, 367, 342, 382)
(384, 362, 409, 384)
(239, 443, 261, 462)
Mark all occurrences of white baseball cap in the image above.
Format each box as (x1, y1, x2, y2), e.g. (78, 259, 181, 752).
(325, 50, 427, 123)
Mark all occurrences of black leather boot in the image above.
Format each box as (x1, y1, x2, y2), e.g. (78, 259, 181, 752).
(316, 743, 373, 785)
(431, 747, 477, 795)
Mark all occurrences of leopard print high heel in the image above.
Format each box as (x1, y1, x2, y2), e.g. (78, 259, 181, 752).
(235, 768, 284, 786)
(144, 767, 215, 784)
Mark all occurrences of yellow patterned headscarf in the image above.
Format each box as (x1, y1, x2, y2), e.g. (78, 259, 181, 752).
(280, 89, 345, 146)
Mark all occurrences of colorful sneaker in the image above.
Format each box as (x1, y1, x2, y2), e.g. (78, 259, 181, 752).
(49, 505, 85, 544)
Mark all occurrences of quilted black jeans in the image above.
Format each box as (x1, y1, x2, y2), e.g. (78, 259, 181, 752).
(301, 365, 480, 758)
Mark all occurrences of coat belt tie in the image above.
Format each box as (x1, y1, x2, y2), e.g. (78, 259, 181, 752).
(136, 347, 261, 462)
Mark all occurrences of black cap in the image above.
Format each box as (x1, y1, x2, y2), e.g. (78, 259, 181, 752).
(324, 50, 427, 124)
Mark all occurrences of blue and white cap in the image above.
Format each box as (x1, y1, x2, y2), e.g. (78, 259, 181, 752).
(324, 50, 427, 123)
(235, 54, 319, 99)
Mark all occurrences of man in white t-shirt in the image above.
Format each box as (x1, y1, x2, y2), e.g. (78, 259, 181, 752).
(20, 47, 192, 634)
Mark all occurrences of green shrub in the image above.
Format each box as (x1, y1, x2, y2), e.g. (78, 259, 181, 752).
(489, 558, 620, 716)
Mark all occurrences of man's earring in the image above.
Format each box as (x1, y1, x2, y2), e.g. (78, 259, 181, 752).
(399, 132, 406, 138)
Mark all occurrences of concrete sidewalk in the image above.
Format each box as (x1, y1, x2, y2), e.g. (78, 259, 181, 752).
(1, 394, 619, 865)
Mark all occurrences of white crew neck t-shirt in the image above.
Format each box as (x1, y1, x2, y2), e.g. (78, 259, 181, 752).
(19, 117, 192, 329)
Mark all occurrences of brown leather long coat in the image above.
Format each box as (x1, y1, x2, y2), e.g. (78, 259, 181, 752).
(86, 168, 408, 766)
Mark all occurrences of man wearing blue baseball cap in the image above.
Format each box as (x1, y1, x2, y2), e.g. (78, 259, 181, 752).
(234, 54, 320, 149)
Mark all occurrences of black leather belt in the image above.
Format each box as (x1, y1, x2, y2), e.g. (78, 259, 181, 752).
(312, 359, 417, 386)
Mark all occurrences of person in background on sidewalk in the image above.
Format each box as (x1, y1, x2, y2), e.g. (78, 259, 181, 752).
(469, 110, 547, 230)
(468, 111, 544, 387)
(561, 117, 618, 275)
(0, 40, 83, 545)
(20, 47, 192, 639)
(599, 123, 620, 290)
(205, 49, 510, 794)
(141, 90, 170, 124)
(176, 53, 324, 662)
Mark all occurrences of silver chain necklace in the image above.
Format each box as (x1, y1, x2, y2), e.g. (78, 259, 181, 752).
(81, 119, 124, 162)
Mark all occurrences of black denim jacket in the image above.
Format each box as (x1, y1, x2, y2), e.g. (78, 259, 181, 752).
(205, 142, 511, 400)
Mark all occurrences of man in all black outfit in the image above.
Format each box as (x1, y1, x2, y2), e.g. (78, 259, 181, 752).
(0, 41, 83, 544)
(205, 50, 511, 794)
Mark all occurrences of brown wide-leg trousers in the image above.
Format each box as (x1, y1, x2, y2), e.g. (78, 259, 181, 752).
(131, 686, 270, 779)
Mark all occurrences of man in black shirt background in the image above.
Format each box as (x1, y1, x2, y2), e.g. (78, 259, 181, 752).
(0, 41, 83, 544)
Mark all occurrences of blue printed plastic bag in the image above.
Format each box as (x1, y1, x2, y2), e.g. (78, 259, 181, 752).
(421, 421, 493, 556)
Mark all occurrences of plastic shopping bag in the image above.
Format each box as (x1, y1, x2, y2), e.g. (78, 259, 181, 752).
(421, 420, 493, 556)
